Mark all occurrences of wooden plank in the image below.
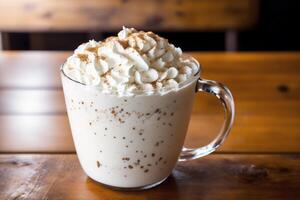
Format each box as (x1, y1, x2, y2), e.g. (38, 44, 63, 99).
(1, 113, 300, 153)
(0, 51, 69, 89)
(0, 115, 73, 153)
(0, 83, 300, 115)
(0, 90, 65, 114)
(187, 115, 300, 153)
(0, 154, 299, 199)
(1, 52, 300, 89)
(0, 0, 258, 32)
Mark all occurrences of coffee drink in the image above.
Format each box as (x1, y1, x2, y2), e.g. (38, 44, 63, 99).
(61, 27, 234, 190)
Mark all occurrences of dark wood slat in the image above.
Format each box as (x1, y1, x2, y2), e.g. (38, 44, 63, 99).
(0, 154, 299, 199)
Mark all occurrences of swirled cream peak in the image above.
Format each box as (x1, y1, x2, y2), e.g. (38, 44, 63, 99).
(63, 27, 199, 96)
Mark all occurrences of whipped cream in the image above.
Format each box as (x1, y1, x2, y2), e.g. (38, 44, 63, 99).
(63, 27, 199, 96)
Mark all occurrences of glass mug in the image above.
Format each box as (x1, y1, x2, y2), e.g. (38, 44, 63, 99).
(61, 56, 234, 190)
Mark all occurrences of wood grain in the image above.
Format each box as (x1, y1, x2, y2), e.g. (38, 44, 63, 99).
(0, 115, 73, 153)
(0, 154, 299, 199)
(1, 87, 299, 115)
(1, 114, 300, 153)
(0, 52, 300, 153)
(0, 51, 68, 89)
(0, 0, 258, 32)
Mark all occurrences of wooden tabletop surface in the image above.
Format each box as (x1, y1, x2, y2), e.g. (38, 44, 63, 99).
(0, 51, 300, 199)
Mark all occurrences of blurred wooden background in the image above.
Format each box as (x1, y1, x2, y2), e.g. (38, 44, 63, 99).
(0, 0, 299, 52)
(1, 0, 259, 51)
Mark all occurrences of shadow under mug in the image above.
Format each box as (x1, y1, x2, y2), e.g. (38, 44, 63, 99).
(61, 58, 235, 190)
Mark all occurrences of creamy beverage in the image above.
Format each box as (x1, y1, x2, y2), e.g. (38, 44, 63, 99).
(61, 27, 235, 189)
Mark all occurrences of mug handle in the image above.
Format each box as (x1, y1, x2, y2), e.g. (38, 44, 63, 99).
(179, 78, 235, 161)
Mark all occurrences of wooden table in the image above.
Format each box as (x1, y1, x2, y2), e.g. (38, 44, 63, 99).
(0, 51, 299, 199)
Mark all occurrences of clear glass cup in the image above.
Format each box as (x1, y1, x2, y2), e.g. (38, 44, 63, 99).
(61, 55, 235, 190)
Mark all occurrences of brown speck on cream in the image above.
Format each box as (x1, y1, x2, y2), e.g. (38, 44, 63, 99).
(155, 142, 159, 146)
(170, 112, 174, 116)
(77, 54, 88, 62)
(144, 169, 149, 173)
(159, 157, 163, 161)
(163, 122, 166, 125)
(113, 136, 116, 139)
(134, 159, 141, 166)
(132, 127, 136, 130)
(122, 137, 126, 140)
(142, 138, 145, 141)
(122, 157, 130, 161)
(140, 166, 144, 169)
(95, 109, 98, 112)
(152, 153, 155, 157)
(89, 122, 92, 126)
(96, 161, 101, 168)
(128, 165, 133, 169)
(168, 123, 172, 127)
(105, 127, 108, 130)
(157, 117, 160, 121)
(125, 145, 129, 148)
(144, 154, 147, 158)
(147, 164, 151, 167)
(86, 46, 98, 53)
